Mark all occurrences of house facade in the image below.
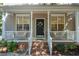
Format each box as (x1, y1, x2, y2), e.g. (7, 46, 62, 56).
(1, 3, 79, 55)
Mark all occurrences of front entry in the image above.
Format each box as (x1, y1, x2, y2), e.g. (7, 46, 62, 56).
(36, 18, 45, 39)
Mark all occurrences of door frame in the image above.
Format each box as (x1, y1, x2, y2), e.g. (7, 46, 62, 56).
(35, 18, 46, 39)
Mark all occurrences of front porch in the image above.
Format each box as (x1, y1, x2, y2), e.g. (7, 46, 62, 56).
(3, 11, 76, 41)
(2, 11, 77, 55)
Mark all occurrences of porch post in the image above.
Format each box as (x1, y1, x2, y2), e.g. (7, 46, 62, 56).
(47, 11, 52, 55)
(2, 12, 8, 39)
(29, 11, 33, 55)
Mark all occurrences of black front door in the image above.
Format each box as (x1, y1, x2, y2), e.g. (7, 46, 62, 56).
(36, 19, 44, 38)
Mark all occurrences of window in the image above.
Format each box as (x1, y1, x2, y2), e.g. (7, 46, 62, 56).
(17, 24, 22, 31)
(50, 14, 65, 31)
(16, 14, 30, 31)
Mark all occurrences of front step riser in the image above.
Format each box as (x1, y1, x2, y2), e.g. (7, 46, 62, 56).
(31, 40, 50, 56)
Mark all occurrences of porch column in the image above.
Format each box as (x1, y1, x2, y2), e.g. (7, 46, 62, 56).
(75, 12, 79, 43)
(2, 12, 8, 39)
(47, 11, 52, 55)
(29, 11, 33, 55)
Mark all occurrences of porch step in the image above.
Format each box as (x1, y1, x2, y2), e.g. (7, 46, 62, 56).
(31, 40, 49, 56)
(16, 42, 29, 55)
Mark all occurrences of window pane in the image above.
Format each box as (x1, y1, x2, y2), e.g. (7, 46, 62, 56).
(22, 16, 27, 24)
(58, 16, 64, 24)
(24, 24, 29, 31)
(51, 24, 57, 31)
(58, 24, 64, 31)
(18, 16, 22, 24)
(22, 16, 30, 24)
(17, 24, 22, 31)
(51, 16, 57, 24)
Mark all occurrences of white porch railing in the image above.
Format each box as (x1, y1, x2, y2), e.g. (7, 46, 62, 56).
(5, 31, 31, 39)
(50, 31, 76, 41)
(5, 31, 76, 41)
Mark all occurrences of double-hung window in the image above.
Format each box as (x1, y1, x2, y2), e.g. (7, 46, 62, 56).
(16, 14, 30, 31)
(50, 14, 65, 31)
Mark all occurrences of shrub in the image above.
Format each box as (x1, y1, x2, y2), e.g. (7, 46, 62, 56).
(0, 40, 7, 47)
(66, 43, 77, 49)
(7, 41, 17, 52)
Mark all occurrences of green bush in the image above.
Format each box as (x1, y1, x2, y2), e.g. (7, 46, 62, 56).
(0, 40, 7, 47)
(66, 43, 77, 49)
(0, 12, 2, 35)
(0, 40, 17, 52)
(55, 43, 65, 52)
(7, 41, 17, 52)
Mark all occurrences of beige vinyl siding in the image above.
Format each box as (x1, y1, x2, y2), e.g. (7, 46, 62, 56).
(5, 13, 15, 31)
